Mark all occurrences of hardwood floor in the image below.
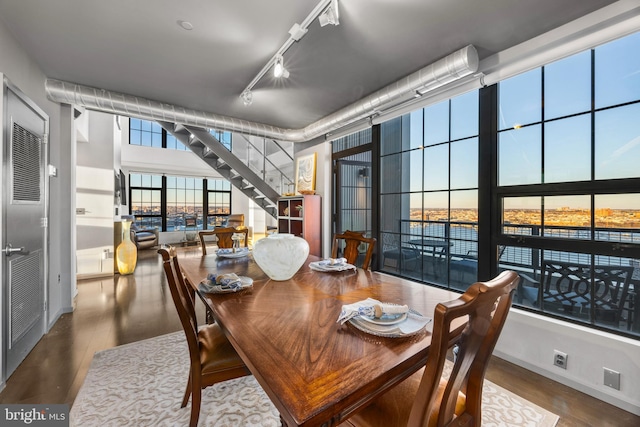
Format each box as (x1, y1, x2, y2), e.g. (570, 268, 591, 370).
(1, 247, 638, 426)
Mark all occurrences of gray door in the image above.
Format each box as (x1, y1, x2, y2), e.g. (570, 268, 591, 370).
(3, 81, 48, 378)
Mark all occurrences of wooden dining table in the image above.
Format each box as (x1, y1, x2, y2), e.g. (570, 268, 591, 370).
(179, 253, 462, 427)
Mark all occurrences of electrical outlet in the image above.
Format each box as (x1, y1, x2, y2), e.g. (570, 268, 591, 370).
(604, 367, 620, 390)
(553, 350, 567, 369)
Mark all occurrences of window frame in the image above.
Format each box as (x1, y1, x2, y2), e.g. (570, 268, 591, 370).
(128, 173, 232, 232)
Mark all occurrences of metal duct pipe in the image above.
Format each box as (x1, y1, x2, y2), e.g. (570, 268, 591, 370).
(45, 45, 478, 143)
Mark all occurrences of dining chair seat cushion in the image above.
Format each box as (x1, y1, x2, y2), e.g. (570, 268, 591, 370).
(198, 324, 247, 378)
(344, 367, 465, 427)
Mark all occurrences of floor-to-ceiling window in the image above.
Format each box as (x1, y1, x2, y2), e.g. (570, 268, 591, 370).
(206, 178, 231, 228)
(374, 31, 640, 338)
(166, 176, 203, 231)
(378, 91, 479, 289)
(496, 31, 640, 335)
(128, 173, 231, 232)
(129, 173, 162, 229)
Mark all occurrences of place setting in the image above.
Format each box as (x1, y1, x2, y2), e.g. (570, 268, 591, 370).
(216, 247, 251, 259)
(309, 257, 357, 272)
(198, 272, 254, 294)
(337, 298, 432, 338)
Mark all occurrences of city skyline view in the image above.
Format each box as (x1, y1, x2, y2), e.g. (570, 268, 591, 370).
(408, 206, 640, 229)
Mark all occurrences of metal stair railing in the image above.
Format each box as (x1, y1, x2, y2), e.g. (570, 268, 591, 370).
(238, 134, 295, 196)
(157, 121, 286, 219)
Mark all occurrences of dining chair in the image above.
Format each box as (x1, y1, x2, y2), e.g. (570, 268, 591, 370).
(158, 247, 250, 427)
(198, 227, 249, 255)
(331, 230, 376, 270)
(341, 270, 519, 427)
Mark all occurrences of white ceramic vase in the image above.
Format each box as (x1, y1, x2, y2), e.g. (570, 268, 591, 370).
(253, 233, 309, 281)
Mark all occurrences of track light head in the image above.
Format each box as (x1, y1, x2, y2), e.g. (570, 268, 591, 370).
(319, 0, 340, 27)
(241, 90, 253, 106)
(274, 55, 289, 78)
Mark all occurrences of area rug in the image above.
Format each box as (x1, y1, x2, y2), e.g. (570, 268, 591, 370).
(71, 332, 559, 427)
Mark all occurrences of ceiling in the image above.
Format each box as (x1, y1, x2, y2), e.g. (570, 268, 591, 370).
(0, 0, 620, 134)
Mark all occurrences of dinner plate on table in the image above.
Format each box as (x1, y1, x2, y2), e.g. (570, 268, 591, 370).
(349, 310, 431, 338)
(309, 260, 356, 272)
(216, 248, 250, 259)
(359, 311, 408, 326)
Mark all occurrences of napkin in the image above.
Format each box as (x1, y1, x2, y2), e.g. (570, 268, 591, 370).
(199, 273, 244, 293)
(337, 298, 410, 324)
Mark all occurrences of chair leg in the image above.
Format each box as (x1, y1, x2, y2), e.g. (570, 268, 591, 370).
(182, 368, 192, 408)
(190, 386, 202, 427)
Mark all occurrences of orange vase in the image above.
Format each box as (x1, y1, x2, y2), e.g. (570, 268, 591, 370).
(116, 220, 137, 275)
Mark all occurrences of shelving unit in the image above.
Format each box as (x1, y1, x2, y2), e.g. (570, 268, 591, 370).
(277, 195, 321, 256)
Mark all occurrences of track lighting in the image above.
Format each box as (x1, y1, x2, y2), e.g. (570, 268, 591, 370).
(319, 0, 339, 27)
(274, 56, 290, 79)
(239, 0, 339, 105)
(241, 90, 253, 106)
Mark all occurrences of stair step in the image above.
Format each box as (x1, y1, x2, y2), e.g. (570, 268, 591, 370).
(173, 124, 191, 135)
(162, 121, 285, 220)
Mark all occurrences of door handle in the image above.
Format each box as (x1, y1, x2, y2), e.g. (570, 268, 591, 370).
(2, 244, 29, 256)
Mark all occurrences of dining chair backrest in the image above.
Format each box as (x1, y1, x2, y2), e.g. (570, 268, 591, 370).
(331, 230, 376, 270)
(158, 247, 200, 367)
(198, 227, 249, 254)
(342, 271, 519, 427)
(408, 270, 519, 426)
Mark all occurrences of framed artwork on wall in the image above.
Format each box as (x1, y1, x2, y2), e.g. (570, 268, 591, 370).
(295, 153, 317, 195)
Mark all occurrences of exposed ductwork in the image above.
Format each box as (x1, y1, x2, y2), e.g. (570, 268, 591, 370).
(45, 45, 478, 143)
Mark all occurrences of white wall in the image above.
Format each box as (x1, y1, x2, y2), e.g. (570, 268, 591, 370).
(75, 111, 118, 278)
(292, 140, 332, 256)
(495, 309, 640, 415)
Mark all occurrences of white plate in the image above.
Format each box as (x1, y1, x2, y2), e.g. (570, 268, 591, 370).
(309, 261, 356, 272)
(348, 310, 431, 338)
(359, 311, 408, 326)
(217, 249, 250, 258)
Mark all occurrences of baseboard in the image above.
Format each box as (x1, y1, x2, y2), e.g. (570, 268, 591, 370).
(77, 271, 115, 280)
(494, 350, 640, 416)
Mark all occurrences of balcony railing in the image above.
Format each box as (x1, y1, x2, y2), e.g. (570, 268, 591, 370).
(381, 219, 639, 336)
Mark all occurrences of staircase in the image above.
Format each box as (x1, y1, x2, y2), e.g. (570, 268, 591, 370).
(158, 122, 294, 219)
